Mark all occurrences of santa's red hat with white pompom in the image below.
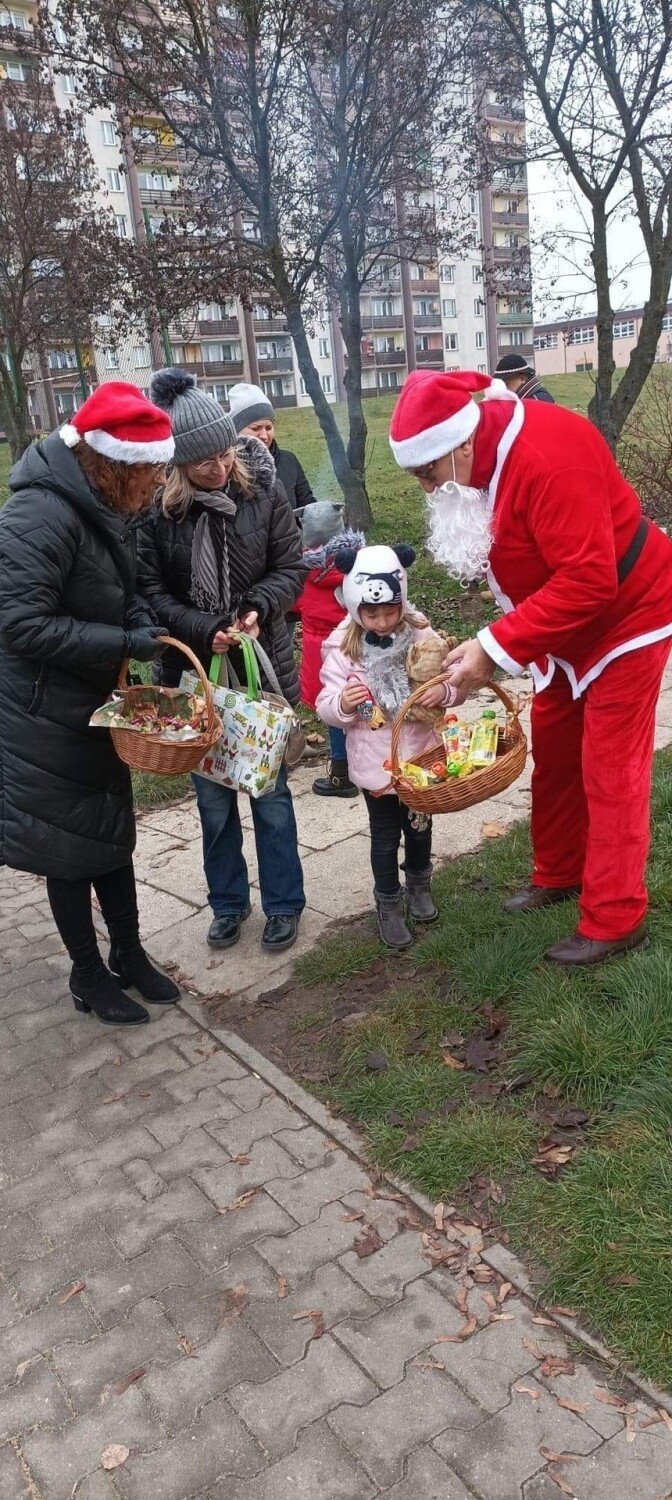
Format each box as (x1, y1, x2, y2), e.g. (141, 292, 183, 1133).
(389, 369, 515, 469)
(59, 381, 175, 466)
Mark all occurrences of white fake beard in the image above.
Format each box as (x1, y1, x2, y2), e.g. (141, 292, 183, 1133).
(425, 481, 493, 583)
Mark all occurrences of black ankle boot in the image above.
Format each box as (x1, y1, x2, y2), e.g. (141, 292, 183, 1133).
(108, 945, 180, 1005)
(312, 759, 359, 798)
(70, 965, 149, 1027)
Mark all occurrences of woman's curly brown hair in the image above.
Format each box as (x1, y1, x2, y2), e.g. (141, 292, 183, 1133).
(74, 442, 161, 514)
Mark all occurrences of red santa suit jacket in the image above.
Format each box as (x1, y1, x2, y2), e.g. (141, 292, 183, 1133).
(477, 398, 672, 698)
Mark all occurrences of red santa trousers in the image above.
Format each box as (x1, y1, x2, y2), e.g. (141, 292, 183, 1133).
(530, 637, 671, 940)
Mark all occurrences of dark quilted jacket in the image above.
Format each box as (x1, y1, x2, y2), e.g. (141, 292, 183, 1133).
(271, 440, 316, 512)
(137, 437, 308, 702)
(0, 435, 148, 879)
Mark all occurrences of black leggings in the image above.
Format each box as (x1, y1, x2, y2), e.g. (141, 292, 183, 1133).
(363, 792, 432, 895)
(46, 863, 139, 980)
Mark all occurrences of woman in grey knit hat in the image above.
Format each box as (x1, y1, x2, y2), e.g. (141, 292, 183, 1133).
(137, 370, 308, 955)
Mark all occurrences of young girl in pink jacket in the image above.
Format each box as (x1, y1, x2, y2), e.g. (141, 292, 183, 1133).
(316, 542, 464, 949)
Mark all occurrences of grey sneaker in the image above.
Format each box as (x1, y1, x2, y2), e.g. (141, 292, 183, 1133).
(375, 890, 413, 950)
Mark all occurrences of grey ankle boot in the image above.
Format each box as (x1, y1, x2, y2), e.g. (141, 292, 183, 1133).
(405, 867, 438, 923)
(375, 889, 413, 949)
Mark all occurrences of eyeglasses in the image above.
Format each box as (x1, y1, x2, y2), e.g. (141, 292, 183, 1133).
(191, 450, 233, 473)
(409, 459, 440, 481)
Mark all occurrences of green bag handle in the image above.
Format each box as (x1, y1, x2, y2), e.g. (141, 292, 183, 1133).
(208, 636, 261, 702)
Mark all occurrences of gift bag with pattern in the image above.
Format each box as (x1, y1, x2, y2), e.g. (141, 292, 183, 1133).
(181, 635, 299, 798)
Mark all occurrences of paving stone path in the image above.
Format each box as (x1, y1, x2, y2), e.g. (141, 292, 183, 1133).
(1, 665, 672, 1498)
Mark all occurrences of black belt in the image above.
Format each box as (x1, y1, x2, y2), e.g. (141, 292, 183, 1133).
(617, 517, 649, 585)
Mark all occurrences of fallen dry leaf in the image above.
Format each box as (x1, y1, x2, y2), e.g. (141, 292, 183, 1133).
(548, 1471, 575, 1497)
(112, 1056, 122, 1067)
(639, 1414, 664, 1429)
(459, 1315, 478, 1340)
(658, 1408, 672, 1433)
(58, 1281, 86, 1306)
(219, 1283, 248, 1321)
(540, 1355, 575, 1378)
(481, 820, 509, 838)
(15, 1358, 35, 1380)
(456, 1287, 469, 1315)
(442, 1051, 467, 1070)
(292, 1309, 323, 1321)
(625, 1415, 636, 1444)
(178, 1335, 196, 1358)
(557, 1397, 589, 1415)
(113, 1367, 146, 1396)
(354, 1225, 384, 1259)
(341, 1211, 365, 1223)
(434, 1202, 445, 1233)
(498, 1281, 513, 1304)
(550, 1305, 579, 1318)
(482, 1291, 498, 1312)
(217, 1189, 257, 1215)
(593, 1388, 629, 1410)
(277, 1277, 289, 1299)
(489, 1312, 515, 1322)
(433, 1333, 463, 1344)
(532, 1315, 557, 1327)
(309, 1311, 326, 1340)
(101, 1445, 130, 1472)
(539, 1447, 578, 1465)
(324, 1141, 339, 1152)
(513, 1383, 541, 1401)
(522, 1337, 547, 1360)
(195, 1044, 218, 1059)
(230, 1155, 251, 1166)
(608, 1273, 640, 1287)
(472, 1266, 496, 1283)
(464, 1035, 499, 1072)
(102, 1094, 124, 1105)
(413, 1358, 445, 1371)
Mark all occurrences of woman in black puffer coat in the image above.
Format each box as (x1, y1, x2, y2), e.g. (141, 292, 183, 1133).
(138, 370, 309, 956)
(0, 383, 182, 1026)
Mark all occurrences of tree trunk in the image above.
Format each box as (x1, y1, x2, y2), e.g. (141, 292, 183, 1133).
(338, 254, 369, 494)
(284, 301, 373, 529)
(587, 200, 618, 450)
(0, 356, 33, 463)
(611, 257, 672, 442)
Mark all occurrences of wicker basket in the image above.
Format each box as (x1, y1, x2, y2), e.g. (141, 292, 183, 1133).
(110, 636, 222, 776)
(386, 677, 527, 814)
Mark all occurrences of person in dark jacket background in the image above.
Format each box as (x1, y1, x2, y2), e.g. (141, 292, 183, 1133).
(493, 353, 555, 403)
(227, 381, 317, 511)
(138, 369, 308, 954)
(0, 383, 181, 1027)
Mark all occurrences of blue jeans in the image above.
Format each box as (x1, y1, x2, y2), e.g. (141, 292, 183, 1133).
(329, 726, 347, 759)
(192, 766, 305, 918)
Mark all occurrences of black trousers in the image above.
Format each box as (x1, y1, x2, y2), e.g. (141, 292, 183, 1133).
(46, 862, 140, 980)
(363, 791, 432, 895)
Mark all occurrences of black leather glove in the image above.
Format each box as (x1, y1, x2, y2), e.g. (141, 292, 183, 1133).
(124, 625, 166, 662)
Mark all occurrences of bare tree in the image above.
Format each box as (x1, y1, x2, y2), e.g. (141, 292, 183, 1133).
(54, 0, 472, 525)
(0, 69, 132, 459)
(473, 0, 672, 450)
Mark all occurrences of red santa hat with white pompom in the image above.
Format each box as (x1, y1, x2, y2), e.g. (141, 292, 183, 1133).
(59, 381, 175, 466)
(389, 369, 515, 469)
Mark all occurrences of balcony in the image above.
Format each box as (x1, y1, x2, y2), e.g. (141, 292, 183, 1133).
(135, 142, 190, 167)
(270, 392, 297, 408)
(485, 96, 525, 121)
(375, 349, 406, 367)
(257, 355, 293, 374)
(492, 172, 527, 192)
(416, 349, 444, 367)
(138, 187, 184, 208)
(201, 358, 244, 377)
(496, 312, 533, 326)
(253, 317, 288, 333)
(413, 313, 442, 329)
(410, 277, 439, 295)
(497, 342, 534, 359)
(492, 244, 529, 263)
(491, 211, 529, 227)
(198, 318, 240, 336)
(360, 314, 404, 330)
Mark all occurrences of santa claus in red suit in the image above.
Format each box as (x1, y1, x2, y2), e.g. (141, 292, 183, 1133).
(389, 369, 672, 965)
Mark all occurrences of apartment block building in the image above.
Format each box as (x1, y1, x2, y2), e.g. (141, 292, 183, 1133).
(2, 3, 533, 426)
(533, 305, 672, 377)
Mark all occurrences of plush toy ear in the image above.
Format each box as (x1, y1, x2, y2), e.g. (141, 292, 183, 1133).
(392, 543, 416, 568)
(332, 545, 359, 573)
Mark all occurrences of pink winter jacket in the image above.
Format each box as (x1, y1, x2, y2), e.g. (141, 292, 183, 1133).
(316, 620, 460, 794)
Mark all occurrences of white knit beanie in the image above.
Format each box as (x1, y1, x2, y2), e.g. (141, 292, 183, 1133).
(228, 382, 274, 433)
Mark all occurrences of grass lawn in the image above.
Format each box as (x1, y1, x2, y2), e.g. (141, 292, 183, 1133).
(286, 749, 672, 1390)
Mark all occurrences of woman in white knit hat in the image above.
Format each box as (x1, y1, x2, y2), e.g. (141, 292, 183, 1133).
(227, 382, 316, 514)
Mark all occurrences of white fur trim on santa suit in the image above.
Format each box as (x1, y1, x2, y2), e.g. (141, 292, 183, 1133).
(59, 424, 174, 465)
(389, 401, 480, 468)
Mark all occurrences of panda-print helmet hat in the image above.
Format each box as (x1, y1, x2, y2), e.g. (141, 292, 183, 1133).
(333, 541, 416, 625)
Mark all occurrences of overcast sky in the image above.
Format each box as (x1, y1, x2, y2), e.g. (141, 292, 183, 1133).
(527, 160, 650, 324)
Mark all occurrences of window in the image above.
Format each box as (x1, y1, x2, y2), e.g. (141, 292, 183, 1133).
(103, 347, 120, 370)
(49, 348, 77, 371)
(534, 332, 558, 351)
(134, 344, 150, 368)
(469, 194, 478, 215)
(509, 329, 525, 346)
(613, 319, 635, 339)
(318, 337, 330, 358)
(106, 169, 122, 193)
(442, 298, 456, 318)
(477, 364, 487, 373)
(101, 120, 116, 146)
(0, 9, 31, 28)
(440, 263, 455, 283)
(203, 342, 241, 363)
(299, 376, 307, 397)
(242, 219, 261, 241)
(475, 331, 485, 349)
(445, 332, 459, 351)
(5, 59, 29, 80)
(321, 373, 332, 394)
(661, 314, 672, 332)
(472, 264, 482, 282)
(204, 383, 231, 403)
(568, 325, 595, 345)
(474, 297, 484, 316)
(372, 298, 394, 318)
(115, 214, 129, 239)
(61, 73, 78, 94)
(262, 377, 285, 398)
(378, 370, 400, 389)
(136, 170, 173, 192)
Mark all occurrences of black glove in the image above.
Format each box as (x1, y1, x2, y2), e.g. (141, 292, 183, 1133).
(124, 625, 166, 662)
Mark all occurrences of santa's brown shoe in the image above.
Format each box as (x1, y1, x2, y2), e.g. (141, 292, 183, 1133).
(544, 924, 649, 967)
(503, 884, 580, 913)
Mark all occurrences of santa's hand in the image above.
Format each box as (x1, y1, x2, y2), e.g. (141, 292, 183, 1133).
(442, 638, 494, 693)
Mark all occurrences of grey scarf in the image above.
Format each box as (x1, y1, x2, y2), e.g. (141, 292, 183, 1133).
(360, 623, 414, 718)
(190, 488, 237, 615)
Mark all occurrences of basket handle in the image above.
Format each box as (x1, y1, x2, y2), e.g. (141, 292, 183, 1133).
(117, 636, 219, 739)
(389, 676, 521, 776)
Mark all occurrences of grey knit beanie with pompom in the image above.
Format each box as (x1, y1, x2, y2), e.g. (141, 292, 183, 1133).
(149, 368, 237, 466)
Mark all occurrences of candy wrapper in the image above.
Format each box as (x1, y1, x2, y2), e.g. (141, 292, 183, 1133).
(90, 686, 208, 743)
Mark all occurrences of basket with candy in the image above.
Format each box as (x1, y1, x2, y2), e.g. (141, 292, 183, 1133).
(384, 677, 527, 814)
(90, 636, 222, 775)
